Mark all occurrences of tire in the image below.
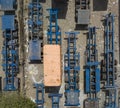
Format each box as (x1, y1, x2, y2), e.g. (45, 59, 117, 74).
(65, 84, 69, 90)
(101, 73, 106, 80)
(76, 83, 79, 90)
(114, 60, 118, 65)
(76, 75, 79, 83)
(65, 74, 68, 82)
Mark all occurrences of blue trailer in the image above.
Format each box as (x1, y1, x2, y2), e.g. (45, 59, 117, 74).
(102, 13, 118, 108)
(85, 27, 100, 96)
(47, 8, 61, 44)
(28, 0, 43, 62)
(84, 27, 100, 108)
(1, 15, 19, 91)
(64, 32, 80, 106)
(34, 83, 44, 108)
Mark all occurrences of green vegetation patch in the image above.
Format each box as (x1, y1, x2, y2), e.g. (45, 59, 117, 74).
(0, 92, 36, 108)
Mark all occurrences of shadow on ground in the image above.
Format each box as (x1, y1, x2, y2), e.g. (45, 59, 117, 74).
(93, 0, 108, 11)
(52, 0, 68, 19)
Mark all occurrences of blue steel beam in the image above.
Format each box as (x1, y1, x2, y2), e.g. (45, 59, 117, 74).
(34, 83, 44, 108)
(48, 93, 62, 108)
(103, 13, 117, 108)
(47, 8, 61, 44)
(85, 27, 100, 100)
(64, 31, 80, 106)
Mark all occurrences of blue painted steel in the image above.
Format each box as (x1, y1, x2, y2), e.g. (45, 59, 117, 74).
(85, 27, 100, 100)
(48, 93, 62, 108)
(47, 9, 61, 44)
(103, 13, 117, 108)
(64, 32, 80, 106)
(0, 0, 16, 10)
(34, 83, 44, 108)
(29, 40, 41, 61)
(28, 0, 42, 40)
(1, 0, 18, 91)
(85, 69, 90, 93)
(2, 15, 15, 30)
(96, 68, 100, 92)
(28, 0, 43, 62)
(2, 28, 19, 91)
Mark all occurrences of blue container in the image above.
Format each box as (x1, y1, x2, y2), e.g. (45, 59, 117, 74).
(29, 40, 41, 62)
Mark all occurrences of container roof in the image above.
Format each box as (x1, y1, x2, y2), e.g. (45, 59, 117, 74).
(2, 15, 15, 30)
(0, 0, 15, 10)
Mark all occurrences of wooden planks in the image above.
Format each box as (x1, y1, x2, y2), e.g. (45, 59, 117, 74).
(43, 45, 61, 86)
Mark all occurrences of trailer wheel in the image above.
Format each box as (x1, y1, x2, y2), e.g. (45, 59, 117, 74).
(114, 67, 117, 73)
(76, 75, 79, 83)
(65, 84, 69, 90)
(114, 60, 118, 65)
(76, 83, 79, 90)
(101, 60, 106, 66)
(65, 74, 68, 82)
(101, 73, 106, 80)
(115, 74, 117, 80)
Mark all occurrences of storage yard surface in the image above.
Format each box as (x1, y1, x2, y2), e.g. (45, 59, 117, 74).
(0, 0, 119, 108)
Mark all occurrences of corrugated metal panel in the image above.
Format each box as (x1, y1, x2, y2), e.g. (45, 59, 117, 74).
(84, 100, 99, 108)
(65, 91, 80, 106)
(2, 15, 15, 30)
(85, 69, 90, 93)
(78, 9, 90, 25)
(96, 68, 100, 92)
(29, 40, 41, 61)
(0, 0, 15, 10)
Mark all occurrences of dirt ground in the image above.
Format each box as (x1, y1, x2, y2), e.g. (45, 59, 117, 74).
(0, 0, 119, 108)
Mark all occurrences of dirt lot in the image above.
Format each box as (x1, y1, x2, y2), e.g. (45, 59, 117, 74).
(0, 0, 119, 108)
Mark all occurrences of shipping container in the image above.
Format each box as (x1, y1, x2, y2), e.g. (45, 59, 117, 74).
(29, 40, 42, 62)
(43, 45, 61, 86)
